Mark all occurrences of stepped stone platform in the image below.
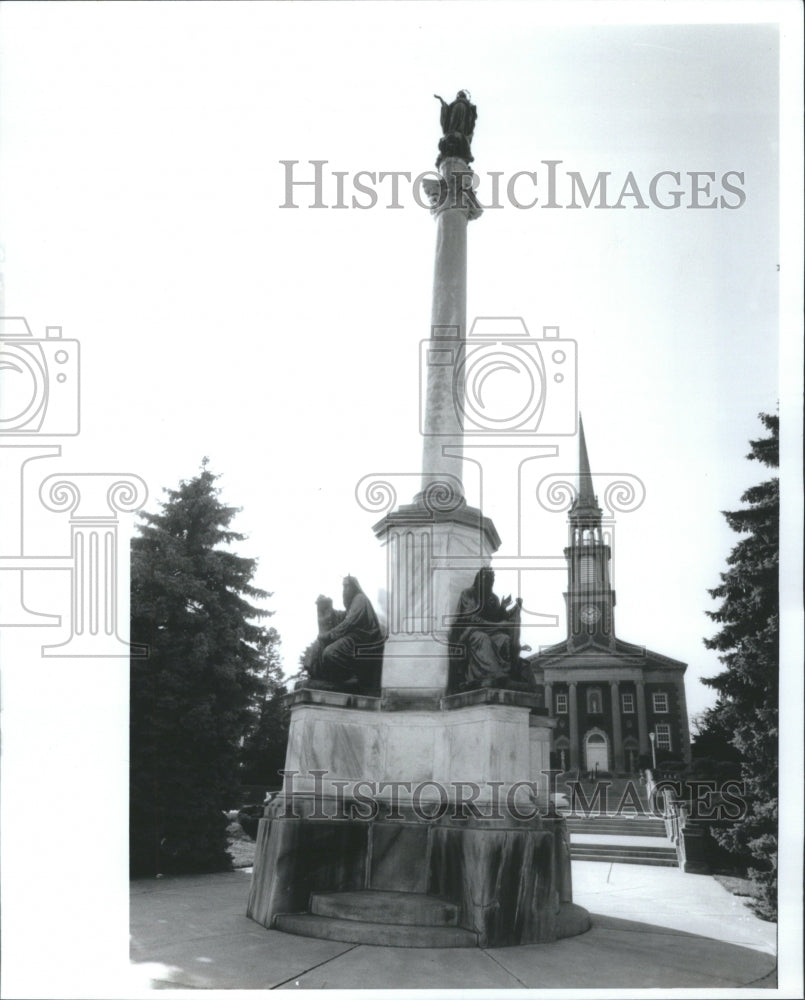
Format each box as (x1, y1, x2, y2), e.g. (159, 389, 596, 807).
(276, 890, 478, 948)
(310, 889, 458, 925)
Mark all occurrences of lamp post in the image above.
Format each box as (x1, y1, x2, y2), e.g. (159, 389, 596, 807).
(649, 731, 657, 771)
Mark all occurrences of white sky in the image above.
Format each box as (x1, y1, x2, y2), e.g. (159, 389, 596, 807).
(0, 3, 802, 996)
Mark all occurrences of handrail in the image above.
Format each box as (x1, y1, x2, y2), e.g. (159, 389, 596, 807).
(656, 785, 691, 868)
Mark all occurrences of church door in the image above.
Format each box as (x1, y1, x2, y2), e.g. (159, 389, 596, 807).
(584, 732, 609, 773)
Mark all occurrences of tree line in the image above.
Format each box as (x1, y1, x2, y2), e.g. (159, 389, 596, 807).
(693, 412, 779, 920)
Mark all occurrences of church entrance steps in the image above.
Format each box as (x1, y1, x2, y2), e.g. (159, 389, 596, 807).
(563, 813, 678, 866)
(571, 832, 672, 848)
(570, 844, 678, 867)
(564, 815, 667, 838)
(557, 777, 651, 805)
(274, 891, 478, 948)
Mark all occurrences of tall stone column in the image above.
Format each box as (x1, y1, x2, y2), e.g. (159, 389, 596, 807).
(568, 681, 579, 769)
(420, 158, 482, 500)
(636, 679, 649, 755)
(610, 681, 623, 772)
(544, 682, 553, 715)
(374, 154, 490, 704)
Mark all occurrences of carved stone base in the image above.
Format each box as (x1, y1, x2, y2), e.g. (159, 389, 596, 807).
(247, 812, 590, 947)
(247, 683, 585, 949)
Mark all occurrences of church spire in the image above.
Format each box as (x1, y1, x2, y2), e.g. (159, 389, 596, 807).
(569, 414, 602, 529)
(578, 414, 595, 506)
(563, 413, 616, 645)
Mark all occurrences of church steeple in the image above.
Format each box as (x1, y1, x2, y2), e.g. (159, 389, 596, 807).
(569, 415, 603, 543)
(563, 416, 616, 647)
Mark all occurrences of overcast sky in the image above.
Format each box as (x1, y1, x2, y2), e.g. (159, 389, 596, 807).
(0, 4, 801, 993)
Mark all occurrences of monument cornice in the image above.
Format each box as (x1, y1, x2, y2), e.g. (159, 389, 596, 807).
(372, 500, 501, 552)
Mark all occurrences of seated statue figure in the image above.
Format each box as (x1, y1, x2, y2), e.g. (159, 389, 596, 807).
(300, 577, 384, 694)
(301, 595, 345, 678)
(449, 567, 534, 692)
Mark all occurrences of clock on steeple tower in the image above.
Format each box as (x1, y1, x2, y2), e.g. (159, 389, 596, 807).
(564, 416, 616, 647)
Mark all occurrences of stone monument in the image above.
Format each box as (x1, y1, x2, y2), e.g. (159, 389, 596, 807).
(246, 94, 590, 948)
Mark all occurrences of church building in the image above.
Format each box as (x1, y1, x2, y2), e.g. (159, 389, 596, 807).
(528, 420, 691, 774)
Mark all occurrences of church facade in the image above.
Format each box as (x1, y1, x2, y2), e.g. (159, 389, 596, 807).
(528, 421, 691, 774)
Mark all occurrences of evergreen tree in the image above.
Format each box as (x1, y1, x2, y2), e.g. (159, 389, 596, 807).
(239, 630, 290, 787)
(701, 412, 778, 919)
(689, 711, 741, 776)
(130, 460, 279, 875)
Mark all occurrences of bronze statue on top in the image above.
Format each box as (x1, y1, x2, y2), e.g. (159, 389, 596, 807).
(434, 90, 477, 166)
(298, 577, 384, 695)
(448, 567, 535, 692)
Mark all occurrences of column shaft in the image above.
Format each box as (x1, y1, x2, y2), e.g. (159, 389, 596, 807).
(610, 681, 623, 772)
(421, 205, 467, 494)
(636, 680, 649, 754)
(568, 682, 579, 769)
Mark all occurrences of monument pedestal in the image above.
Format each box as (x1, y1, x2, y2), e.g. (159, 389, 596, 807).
(246, 688, 591, 946)
(279, 686, 552, 805)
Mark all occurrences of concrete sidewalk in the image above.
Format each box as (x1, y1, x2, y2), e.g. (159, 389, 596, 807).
(130, 862, 777, 991)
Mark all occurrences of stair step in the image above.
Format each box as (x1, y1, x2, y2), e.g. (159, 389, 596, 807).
(565, 823, 667, 837)
(571, 852, 679, 868)
(571, 843, 676, 856)
(310, 890, 458, 927)
(562, 814, 665, 823)
(563, 814, 664, 822)
(571, 840, 678, 868)
(274, 912, 478, 948)
(563, 814, 663, 819)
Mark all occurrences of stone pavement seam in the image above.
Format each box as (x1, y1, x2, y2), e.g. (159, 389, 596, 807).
(745, 965, 779, 987)
(270, 944, 360, 990)
(481, 947, 529, 987)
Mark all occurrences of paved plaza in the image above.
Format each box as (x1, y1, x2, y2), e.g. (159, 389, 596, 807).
(129, 861, 777, 991)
